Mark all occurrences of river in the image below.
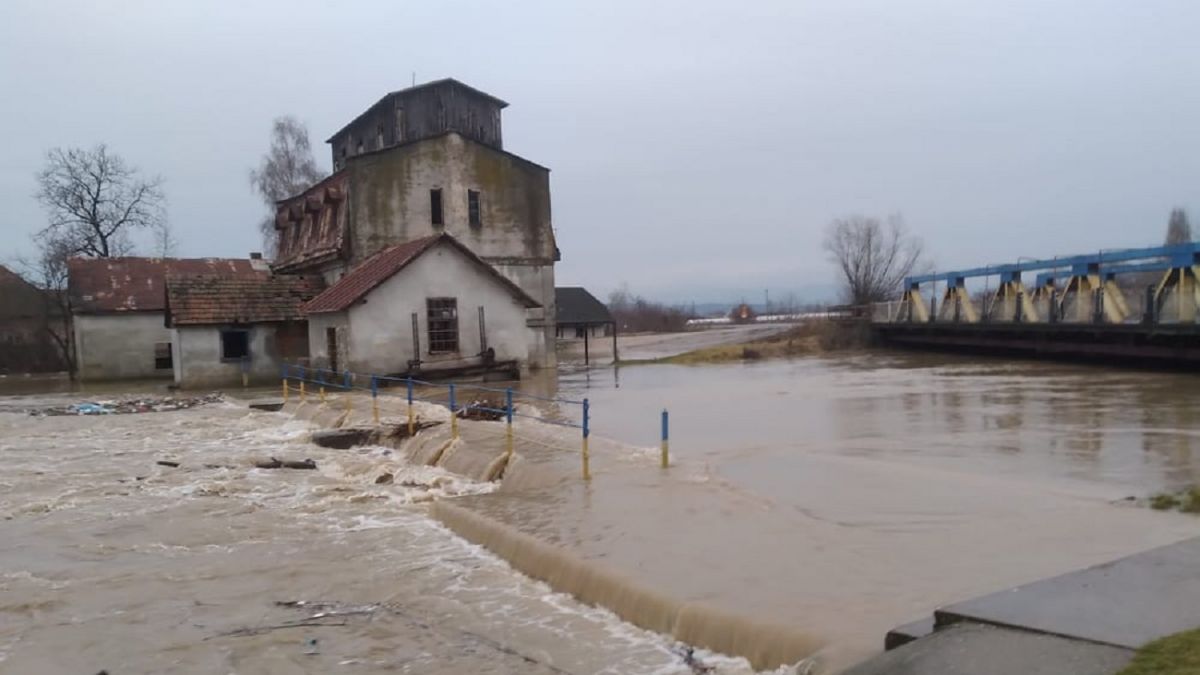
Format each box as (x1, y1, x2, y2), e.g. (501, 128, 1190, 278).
(3, 350, 1199, 673)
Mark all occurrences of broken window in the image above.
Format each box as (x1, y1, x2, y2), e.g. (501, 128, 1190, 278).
(221, 330, 250, 360)
(430, 189, 444, 226)
(154, 342, 172, 370)
(426, 298, 459, 353)
(468, 190, 481, 226)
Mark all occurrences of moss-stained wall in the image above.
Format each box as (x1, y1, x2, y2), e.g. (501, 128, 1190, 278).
(345, 132, 557, 368)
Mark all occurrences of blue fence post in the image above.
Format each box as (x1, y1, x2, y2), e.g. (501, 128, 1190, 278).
(505, 388, 514, 460)
(661, 409, 670, 469)
(581, 398, 591, 480)
(371, 375, 379, 424)
(449, 383, 459, 439)
(343, 370, 352, 390)
(406, 376, 415, 436)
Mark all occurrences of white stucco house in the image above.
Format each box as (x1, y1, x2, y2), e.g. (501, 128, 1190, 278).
(163, 274, 323, 388)
(303, 233, 541, 378)
(68, 256, 268, 381)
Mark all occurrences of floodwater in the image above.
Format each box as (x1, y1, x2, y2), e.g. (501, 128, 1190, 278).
(4, 349, 1200, 674)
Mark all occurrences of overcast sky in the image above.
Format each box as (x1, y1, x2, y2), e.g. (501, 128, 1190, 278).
(2, 0, 1198, 303)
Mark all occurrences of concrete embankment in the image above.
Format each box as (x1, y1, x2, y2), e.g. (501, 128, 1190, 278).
(283, 393, 1200, 673)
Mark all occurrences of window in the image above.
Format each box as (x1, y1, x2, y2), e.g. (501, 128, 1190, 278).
(376, 124, 384, 148)
(221, 330, 250, 360)
(154, 342, 172, 370)
(468, 190, 481, 226)
(395, 107, 405, 142)
(426, 298, 459, 353)
(430, 189, 444, 226)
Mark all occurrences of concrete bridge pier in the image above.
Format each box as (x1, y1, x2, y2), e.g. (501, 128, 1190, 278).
(935, 278, 979, 323)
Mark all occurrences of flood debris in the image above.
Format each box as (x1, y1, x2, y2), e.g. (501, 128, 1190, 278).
(30, 393, 224, 417)
(673, 645, 715, 674)
(375, 472, 395, 484)
(254, 457, 317, 470)
(155, 460, 181, 468)
(458, 396, 506, 421)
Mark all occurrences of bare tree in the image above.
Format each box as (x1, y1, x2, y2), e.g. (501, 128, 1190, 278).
(13, 239, 76, 377)
(823, 214, 924, 306)
(249, 116, 326, 255)
(1166, 207, 1193, 246)
(35, 145, 168, 258)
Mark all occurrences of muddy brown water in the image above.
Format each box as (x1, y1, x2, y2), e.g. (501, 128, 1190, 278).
(4, 351, 1200, 674)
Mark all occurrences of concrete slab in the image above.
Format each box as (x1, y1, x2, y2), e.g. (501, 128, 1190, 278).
(885, 616, 935, 650)
(247, 399, 285, 412)
(844, 623, 1133, 675)
(936, 536, 1200, 649)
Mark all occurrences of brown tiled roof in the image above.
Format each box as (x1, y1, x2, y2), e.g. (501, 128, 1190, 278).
(166, 275, 324, 326)
(68, 257, 266, 314)
(304, 234, 540, 314)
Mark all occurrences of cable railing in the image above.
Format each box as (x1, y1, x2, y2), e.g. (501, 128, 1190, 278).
(279, 364, 669, 479)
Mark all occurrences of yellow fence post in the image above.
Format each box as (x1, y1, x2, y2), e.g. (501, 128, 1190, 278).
(299, 380, 306, 403)
(320, 387, 326, 405)
(371, 376, 380, 425)
(406, 377, 416, 437)
(282, 378, 288, 403)
(449, 383, 459, 441)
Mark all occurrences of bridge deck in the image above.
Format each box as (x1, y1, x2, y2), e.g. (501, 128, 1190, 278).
(874, 321, 1200, 366)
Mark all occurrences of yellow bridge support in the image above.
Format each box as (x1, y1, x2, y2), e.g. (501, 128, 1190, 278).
(986, 281, 1039, 322)
(936, 285, 979, 323)
(899, 287, 930, 323)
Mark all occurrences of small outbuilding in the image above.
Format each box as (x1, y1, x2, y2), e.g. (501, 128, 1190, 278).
(165, 275, 323, 388)
(69, 256, 268, 381)
(554, 287, 617, 364)
(303, 233, 543, 379)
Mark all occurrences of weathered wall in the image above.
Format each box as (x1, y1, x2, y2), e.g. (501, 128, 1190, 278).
(306, 241, 540, 375)
(74, 313, 173, 381)
(306, 312, 349, 372)
(172, 324, 285, 389)
(346, 132, 556, 366)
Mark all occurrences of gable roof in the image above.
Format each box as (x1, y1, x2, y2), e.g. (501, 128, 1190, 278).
(166, 275, 324, 326)
(68, 257, 267, 314)
(304, 234, 540, 314)
(325, 78, 509, 144)
(555, 287, 613, 325)
(0, 265, 48, 319)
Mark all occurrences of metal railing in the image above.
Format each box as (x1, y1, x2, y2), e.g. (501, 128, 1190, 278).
(280, 364, 669, 480)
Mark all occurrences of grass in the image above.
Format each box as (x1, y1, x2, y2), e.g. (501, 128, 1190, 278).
(622, 321, 865, 366)
(1148, 487, 1200, 514)
(1117, 628, 1200, 675)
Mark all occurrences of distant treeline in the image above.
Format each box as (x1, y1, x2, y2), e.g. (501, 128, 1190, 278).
(607, 289, 693, 333)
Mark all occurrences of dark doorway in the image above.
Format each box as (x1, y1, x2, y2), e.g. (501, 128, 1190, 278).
(326, 327, 339, 372)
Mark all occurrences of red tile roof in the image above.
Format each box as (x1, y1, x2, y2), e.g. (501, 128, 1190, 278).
(304, 234, 540, 314)
(68, 257, 267, 314)
(166, 275, 325, 326)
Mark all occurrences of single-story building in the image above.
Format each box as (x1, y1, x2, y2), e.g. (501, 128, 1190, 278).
(303, 233, 542, 378)
(555, 287, 614, 339)
(164, 274, 323, 388)
(68, 256, 269, 381)
(554, 286, 617, 364)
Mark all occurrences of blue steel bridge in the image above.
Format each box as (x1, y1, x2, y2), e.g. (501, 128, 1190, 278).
(871, 242, 1200, 366)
